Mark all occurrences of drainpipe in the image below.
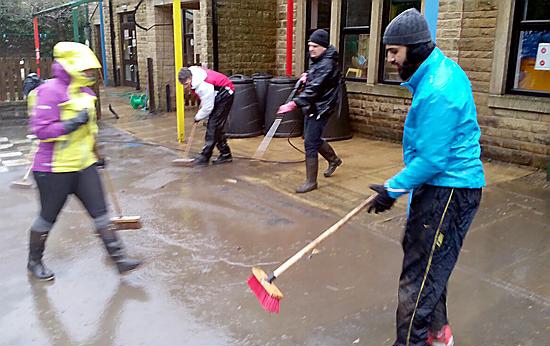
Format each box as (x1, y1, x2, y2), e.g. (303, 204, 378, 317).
(211, 0, 219, 70)
(109, 0, 118, 86)
(286, 0, 294, 76)
(98, 0, 109, 86)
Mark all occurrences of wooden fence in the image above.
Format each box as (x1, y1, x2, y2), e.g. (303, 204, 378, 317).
(0, 57, 52, 102)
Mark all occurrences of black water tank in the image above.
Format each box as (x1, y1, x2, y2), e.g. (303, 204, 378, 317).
(225, 75, 263, 138)
(322, 80, 352, 141)
(264, 77, 303, 137)
(251, 73, 272, 118)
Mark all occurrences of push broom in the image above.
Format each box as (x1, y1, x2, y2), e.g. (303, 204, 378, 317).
(247, 195, 376, 313)
(172, 122, 198, 167)
(101, 167, 142, 230)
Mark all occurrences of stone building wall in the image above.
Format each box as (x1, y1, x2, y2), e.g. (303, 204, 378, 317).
(346, 0, 549, 168)
(215, 0, 277, 76)
(275, 0, 297, 76)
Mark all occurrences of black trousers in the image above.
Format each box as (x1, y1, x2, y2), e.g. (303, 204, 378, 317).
(303, 114, 329, 158)
(33, 164, 108, 225)
(394, 185, 481, 346)
(201, 89, 234, 159)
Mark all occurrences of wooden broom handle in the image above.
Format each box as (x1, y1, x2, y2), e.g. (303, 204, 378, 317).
(184, 122, 198, 158)
(273, 195, 376, 278)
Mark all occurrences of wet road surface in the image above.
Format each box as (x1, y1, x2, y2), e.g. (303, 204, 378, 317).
(0, 122, 548, 346)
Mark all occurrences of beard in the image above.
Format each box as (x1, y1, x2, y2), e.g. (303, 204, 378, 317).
(398, 60, 419, 81)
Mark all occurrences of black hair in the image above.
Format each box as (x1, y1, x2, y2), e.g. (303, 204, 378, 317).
(178, 67, 192, 84)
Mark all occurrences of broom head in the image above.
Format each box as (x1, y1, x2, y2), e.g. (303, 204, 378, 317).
(111, 216, 142, 230)
(11, 180, 34, 189)
(247, 267, 283, 313)
(172, 158, 195, 167)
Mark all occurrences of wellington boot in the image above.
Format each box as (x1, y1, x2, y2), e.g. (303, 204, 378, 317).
(97, 226, 142, 274)
(296, 157, 318, 193)
(318, 142, 342, 177)
(28, 230, 55, 281)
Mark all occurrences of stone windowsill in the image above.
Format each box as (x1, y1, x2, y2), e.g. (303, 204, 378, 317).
(488, 94, 550, 113)
(345, 81, 411, 99)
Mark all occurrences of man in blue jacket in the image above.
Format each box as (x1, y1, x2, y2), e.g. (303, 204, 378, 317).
(366, 9, 485, 346)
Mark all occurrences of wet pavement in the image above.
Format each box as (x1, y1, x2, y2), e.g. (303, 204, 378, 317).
(0, 88, 549, 346)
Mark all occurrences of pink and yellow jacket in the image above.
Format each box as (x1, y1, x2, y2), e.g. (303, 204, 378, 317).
(29, 62, 99, 173)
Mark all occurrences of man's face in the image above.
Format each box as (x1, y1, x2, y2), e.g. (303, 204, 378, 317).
(182, 78, 192, 91)
(386, 45, 408, 72)
(308, 42, 327, 59)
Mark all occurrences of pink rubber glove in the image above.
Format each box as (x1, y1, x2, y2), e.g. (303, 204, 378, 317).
(299, 72, 308, 84)
(277, 101, 297, 114)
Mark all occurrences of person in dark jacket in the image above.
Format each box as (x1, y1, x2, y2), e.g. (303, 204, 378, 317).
(366, 9, 485, 346)
(277, 29, 343, 193)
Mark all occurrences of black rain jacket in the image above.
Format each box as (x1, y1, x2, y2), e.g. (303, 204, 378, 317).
(294, 45, 341, 119)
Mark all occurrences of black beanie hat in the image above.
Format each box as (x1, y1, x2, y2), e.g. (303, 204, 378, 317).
(383, 8, 432, 45)
(309, 29, 330, 48)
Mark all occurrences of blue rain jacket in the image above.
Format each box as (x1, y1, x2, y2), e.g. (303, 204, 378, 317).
(386, 48, 485, 198)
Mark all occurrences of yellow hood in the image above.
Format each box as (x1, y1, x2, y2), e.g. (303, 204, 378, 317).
(53, 42, 101, 86)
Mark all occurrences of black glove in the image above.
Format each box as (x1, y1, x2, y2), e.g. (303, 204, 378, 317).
(367, 184, 396, 214)
(62, 109, 89, 134)
(96, 157, 106, 169)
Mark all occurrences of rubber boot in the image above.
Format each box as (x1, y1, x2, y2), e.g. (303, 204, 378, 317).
(318, 142, 342, 177)
(212, 140, 232, 165)
(97, 226, 142, 274)
(28, 230, 55, 281)
(296, 156, 318, 193)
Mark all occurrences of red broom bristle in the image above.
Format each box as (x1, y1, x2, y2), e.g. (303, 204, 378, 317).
(247, 275, 280, 313)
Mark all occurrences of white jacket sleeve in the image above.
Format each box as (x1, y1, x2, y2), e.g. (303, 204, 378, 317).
(193, 82, 215, 122)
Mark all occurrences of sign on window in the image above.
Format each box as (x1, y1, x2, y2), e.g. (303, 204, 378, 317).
(535, 43, 550, 70)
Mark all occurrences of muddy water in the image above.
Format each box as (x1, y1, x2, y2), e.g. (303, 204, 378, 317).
(0, 125, 548, 346)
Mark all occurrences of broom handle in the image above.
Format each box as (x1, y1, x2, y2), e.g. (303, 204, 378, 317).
(184, 122, 197, 158)
(273, 195, 376, 278)
(102, 168, 123, 217)
(23, 140, 38, 181)
(22, 164, 32, 181)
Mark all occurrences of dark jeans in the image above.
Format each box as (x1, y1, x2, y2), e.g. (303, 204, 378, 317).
(33, 164, 108, 224)
(201, 89, 234, 159)
(394, 185, 482, 346)
(303, 114, 329, 158)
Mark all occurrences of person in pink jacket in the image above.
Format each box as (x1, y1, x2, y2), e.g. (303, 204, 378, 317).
(178, 66, 235, 166)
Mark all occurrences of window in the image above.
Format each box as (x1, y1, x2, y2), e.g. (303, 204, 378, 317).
(508, 0, 550, 96)
(340, 0, 372, 80)
(379, 0, 422, 83)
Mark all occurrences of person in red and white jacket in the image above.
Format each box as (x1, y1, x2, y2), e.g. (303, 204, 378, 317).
(178, 66, 235, 166)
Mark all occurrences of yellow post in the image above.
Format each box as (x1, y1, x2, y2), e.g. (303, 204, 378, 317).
(173, 0, 185, 143)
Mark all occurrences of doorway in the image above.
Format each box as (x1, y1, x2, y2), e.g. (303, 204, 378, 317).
(120, 12, 139, 87)
(305, 0, 332, 68)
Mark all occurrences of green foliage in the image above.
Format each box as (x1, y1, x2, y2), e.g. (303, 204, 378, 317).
(0, 0, 89, 58)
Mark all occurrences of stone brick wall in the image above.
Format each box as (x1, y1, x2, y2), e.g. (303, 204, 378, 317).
(436, 0, 464, 61)
(275, 0, 297, 76)
(216, 0, 277, 76)
(459, 0, 549, 168)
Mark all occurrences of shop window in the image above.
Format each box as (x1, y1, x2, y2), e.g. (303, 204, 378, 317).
(379, 0, 422, 83)
(340, 0, 372, 80)
(507, 0, 550, 96)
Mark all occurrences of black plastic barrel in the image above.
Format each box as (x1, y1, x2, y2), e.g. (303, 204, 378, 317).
(251, 73, 272, 118)
(225, 75, 263, 138)
(264, 77, 303, 137)
(322, 80, 352, 141)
